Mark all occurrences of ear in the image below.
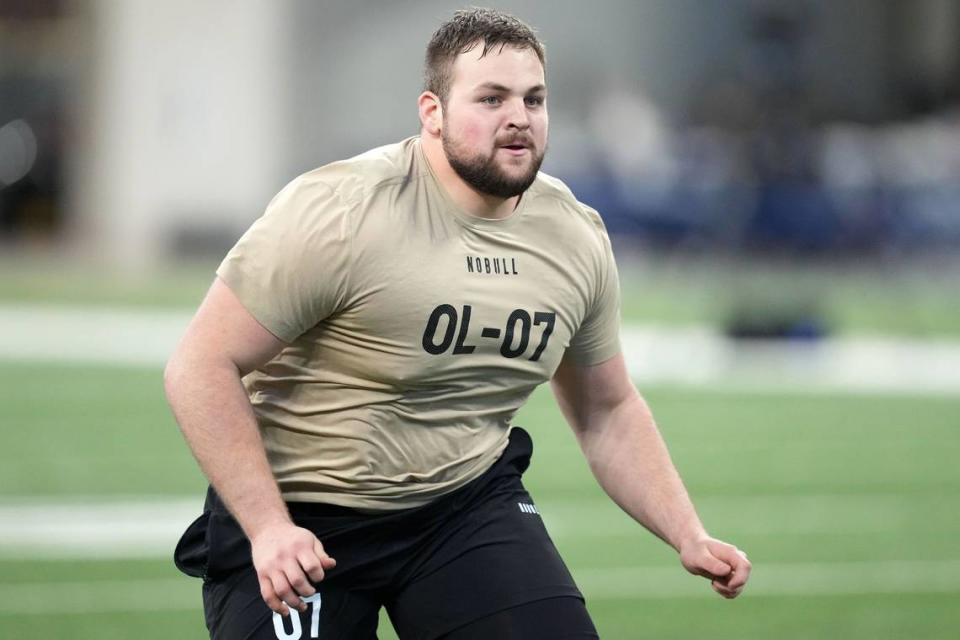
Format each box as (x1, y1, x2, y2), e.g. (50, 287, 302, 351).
(418, 91, 443, 138)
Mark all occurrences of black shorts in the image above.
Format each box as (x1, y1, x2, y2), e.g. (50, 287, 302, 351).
(174, 427, 594, 639)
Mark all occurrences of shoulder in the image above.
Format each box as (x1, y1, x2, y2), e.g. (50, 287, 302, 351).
(282, 137, 419, 209)
(525, 171, 611, 244)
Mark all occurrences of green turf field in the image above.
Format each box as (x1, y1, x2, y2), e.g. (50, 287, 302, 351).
(1, 361, 958, 639)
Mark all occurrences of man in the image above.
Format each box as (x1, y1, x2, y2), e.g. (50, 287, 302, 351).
(166, 8, 750, 640)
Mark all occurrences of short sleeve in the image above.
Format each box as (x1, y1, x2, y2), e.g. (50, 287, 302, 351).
(216, 177, 352, 342)
(565, 213, 622, 365)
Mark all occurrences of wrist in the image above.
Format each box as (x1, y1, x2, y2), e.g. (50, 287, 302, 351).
(672, 526, 709, 553)
(240, 505, 294, 542)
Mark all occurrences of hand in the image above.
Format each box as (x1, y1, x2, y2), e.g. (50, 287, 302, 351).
(249, 522, 337, 616)
(679, 535, 751, 599)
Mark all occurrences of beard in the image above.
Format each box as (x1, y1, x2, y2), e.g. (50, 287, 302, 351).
(442, 128, 545, 199)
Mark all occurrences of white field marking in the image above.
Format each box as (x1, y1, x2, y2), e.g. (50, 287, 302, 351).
(0, 560, 958, 616)
(620, 325, 960, 395)
(1, 494, 957, 559)
(0, 498, 200, 559)
(0, 305, 191, 366)
(4, 303, 960, 393)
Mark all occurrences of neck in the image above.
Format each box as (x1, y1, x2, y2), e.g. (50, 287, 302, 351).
(420, 131, 520, 220)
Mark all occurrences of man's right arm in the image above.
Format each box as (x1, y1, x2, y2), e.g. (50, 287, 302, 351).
(163, 277, 335, 617)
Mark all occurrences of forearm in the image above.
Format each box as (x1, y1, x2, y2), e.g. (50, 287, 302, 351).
(554, 355, 750, 596)
(164, 355, 291, 539)
(574, 393, 706, 551)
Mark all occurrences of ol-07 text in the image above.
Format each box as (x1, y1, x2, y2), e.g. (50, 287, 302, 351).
(421, 304, 555, 361)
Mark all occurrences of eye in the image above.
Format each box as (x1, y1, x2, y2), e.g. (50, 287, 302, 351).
(480, 96, 502, 105)
(525, 95, 545, 107)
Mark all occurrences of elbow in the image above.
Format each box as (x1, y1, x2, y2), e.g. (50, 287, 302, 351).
(571, 391, 647, 442)
(163, 345, 241, 404)
(163, 350, 186, 405)
(163, 342, 201, 404)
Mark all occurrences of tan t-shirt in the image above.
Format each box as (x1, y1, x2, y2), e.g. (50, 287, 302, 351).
(218, 136, 621, 510)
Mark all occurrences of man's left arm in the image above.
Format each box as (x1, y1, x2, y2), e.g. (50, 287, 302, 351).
(551, 352, 751, 598)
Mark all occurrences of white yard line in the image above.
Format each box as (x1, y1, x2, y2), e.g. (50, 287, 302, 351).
(0, 306, 191, 367)
(620, 326, 960, 394)
(0, 497, 957, 615)
(0, 499, 200, 559)
(0, 494, 956, 559)
(3, 304, 960, 393)
(0, 560, 958, 616)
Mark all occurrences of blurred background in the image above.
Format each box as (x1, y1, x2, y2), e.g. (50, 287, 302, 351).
(1, 0, 958, 638)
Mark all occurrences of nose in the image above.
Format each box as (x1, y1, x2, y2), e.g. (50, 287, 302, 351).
(506, 97, 530, 130)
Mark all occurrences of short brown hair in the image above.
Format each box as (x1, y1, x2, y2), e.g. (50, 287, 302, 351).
(424, 8, 545, 104)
